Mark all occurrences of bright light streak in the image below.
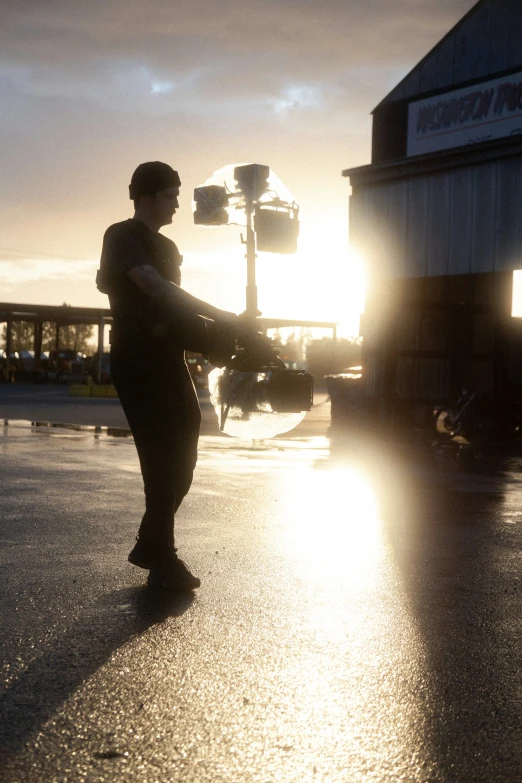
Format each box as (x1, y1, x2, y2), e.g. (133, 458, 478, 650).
(512, 270, 522, 317)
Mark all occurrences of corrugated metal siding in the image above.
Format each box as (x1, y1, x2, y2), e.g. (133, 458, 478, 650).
(464, 360, 494, 396)
(449, 169, 473, 275)
(385, 181, 409, 279)
(380, 0, 522, 106)
(426, 175, 451, 277)
(472, 312, 495, 352)
(394, 306, 491, 350)
(349, 186, 393, 279)
(472, 164, 499, 273)
(350, 157, 522, 279)
(365, 354, 494, 401)
(360, 273, 511, 403)
(490, 5, 511, 73)
(405, 178, 429, 276)
(495, 158, 522, 269)
(416, 43, 441, 95)
(395, 357, 451, 400)
(455, 4, 490, 85)
(434, 26, 457, 88)
(364, 355, 381, 398)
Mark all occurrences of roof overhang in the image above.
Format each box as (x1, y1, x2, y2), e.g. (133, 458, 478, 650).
(0, 302, 112, 324)
(342, 135, 522, 189)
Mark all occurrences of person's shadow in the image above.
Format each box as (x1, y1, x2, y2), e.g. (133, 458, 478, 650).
(0, 585, 194, 760)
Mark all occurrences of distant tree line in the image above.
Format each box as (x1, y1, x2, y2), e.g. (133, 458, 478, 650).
(270, 329, 362, 378)
(305, 337, 362, 379)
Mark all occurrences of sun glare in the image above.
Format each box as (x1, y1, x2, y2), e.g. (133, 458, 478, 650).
(281, 463, 383, 587)
(512, 270, 522, 317)
(188, 163, 366, 333)
(255, 226, 366, 335)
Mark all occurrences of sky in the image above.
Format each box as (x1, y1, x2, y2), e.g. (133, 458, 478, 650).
(0, 0, 477, 335)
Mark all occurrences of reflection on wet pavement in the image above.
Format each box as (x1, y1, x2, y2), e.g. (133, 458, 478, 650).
(0, 420, 520, 782)
(2, 418, 133, 438)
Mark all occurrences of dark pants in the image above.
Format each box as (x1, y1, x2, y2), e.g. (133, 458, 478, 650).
(111, 347, 201, 556)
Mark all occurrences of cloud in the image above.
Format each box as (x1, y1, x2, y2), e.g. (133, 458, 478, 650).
(0, 0, 477, 314)
(1, 1, 476, 85)
(0, 0, 477, 127)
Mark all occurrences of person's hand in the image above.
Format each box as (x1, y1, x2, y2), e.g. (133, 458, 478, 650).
(236, 309, 262, 332)
(240, 330, 275, 360)
(218, 310, 239, 326)
(215, 309, 272, 358)
(207, 350, 231, 369)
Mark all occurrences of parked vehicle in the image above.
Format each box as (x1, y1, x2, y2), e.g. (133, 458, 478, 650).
(89, 352, 112, 384)
(46, 350, 89, 383)
(430, 388, 519, 466)
(434, 388, 500, 440)
(0, 350, 17, 382)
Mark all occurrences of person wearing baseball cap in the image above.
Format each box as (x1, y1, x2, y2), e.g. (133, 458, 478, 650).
(96, 161, 268, 591)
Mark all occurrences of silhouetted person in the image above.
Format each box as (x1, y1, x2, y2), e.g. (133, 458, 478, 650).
(96, 161, 263, 591)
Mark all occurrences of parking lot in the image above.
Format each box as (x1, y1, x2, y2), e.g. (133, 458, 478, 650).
(1, 382, 520, 782)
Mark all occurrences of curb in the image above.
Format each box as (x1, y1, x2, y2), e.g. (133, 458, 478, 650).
(69, 384, 119, 398)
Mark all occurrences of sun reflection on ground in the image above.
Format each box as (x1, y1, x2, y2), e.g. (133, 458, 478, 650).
(281, 462, 385, 587)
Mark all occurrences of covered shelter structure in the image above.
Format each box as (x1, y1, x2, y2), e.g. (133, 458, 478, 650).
(343, 0, 522, 426)
(0, 302, 112, 383)
(260, 318, 338, 338)
(1, 302, 338, 382)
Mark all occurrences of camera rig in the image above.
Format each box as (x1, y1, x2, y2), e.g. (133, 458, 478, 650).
(195, 163, 313, 439)
(193, 164, 300, 255)
(210, 340, 313, 434)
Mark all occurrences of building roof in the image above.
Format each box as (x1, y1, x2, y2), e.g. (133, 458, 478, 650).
(375, 0, 522, 109)
(0, 303, 338, 332)
(0, 302, 112, 324)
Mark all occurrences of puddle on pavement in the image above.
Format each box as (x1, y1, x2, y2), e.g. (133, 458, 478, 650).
(1, 420, 324, 454)
(2, 419, 132, 439)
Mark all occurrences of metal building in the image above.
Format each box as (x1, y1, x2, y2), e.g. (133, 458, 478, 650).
(344, 0, 522, 422)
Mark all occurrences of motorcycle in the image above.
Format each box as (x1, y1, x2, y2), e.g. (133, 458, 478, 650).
(432, 389, 496, 467)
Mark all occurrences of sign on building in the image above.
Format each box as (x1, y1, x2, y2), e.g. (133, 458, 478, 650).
(407, 70, 522, 157)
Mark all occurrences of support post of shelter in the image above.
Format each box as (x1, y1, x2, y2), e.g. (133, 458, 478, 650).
(34, 320, 43, 372)
(54, 323, 60, 351)
(97, 317, 104, 383)
(245, 199, 258, 318)
(4, 318, 12, 382)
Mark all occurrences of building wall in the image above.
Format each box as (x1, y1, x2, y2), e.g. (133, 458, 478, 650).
(362, 272, 516, 404)
(344, 0, 522, 409)
(350, 155, 522, 280)
(372, 0, 522, 163)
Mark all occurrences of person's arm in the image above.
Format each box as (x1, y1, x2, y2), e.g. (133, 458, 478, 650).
(127, 264, 237, 324)
(127, 262, 273, 360)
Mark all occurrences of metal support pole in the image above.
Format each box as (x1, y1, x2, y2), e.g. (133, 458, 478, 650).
(97, 317, 104, 383)
(245, 199, 258, 318)
(54, 323, 60, 351)
(5, 319, 12, 382)
(34, 320, 43, 372)
(332, 323, 338, 372)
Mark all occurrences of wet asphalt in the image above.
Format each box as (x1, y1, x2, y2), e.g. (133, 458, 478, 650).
(0, 387, 521, 782)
